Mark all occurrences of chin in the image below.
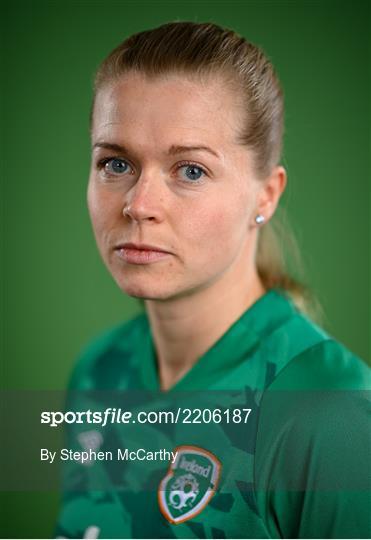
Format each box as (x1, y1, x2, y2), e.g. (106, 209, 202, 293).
(109, 263, 202, 302)
(115, 277, 175, 301)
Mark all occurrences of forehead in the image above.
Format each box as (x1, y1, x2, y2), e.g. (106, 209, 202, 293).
(92, 73, 243, 149)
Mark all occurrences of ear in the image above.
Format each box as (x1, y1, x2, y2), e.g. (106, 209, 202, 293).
(255, 165, 287, 224)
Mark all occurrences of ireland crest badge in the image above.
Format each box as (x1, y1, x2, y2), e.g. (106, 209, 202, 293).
(158, 445, 221, 524)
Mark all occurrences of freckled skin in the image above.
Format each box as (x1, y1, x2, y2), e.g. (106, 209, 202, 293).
(87, 73, 284, 302)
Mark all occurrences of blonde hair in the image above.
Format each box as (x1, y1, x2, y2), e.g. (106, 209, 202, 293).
(90, 21, 319, 318)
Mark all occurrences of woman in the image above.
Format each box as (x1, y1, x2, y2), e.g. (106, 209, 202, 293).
(56, 21, 370, 539)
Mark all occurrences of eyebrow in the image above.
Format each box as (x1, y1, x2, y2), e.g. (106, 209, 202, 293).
(93, 141, 220, 159)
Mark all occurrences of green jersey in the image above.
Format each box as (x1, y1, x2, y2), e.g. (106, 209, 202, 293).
(55, 288, 370, 538)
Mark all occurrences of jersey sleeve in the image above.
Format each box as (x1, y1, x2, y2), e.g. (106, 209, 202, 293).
(54, 321, 138, 538)
(67, 323, 129, 391)
(254, 339, 371, 539)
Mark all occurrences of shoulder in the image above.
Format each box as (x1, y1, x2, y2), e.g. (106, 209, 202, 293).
(68, 312, 147, 390)
(260, 287, 369, 389)
(256, 334, 370, 471)
(253, 289, 369, 390)
(257, 328, 370, 462)
(271, 329, 370, 391)
(255, 332, 371, 537)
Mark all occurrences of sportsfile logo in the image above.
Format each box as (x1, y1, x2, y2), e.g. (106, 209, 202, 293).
(158, 445, 221, 524)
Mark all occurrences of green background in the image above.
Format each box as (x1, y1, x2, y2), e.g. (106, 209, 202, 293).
(1, 0, 369, 537)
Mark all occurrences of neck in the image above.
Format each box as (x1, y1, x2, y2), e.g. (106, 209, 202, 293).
(145, 262, 266, 391)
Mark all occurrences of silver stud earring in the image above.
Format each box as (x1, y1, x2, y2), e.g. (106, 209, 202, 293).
(255, 214, 265, 225)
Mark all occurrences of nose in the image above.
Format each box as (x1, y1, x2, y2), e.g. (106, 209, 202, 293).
(122, 170, 165, 223)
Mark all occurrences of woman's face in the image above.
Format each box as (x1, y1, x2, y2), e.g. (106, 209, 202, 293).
(88, 72, 263, 301)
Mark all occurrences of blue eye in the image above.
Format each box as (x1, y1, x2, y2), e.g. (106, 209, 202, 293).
(178, 163, 206, 183)
(99, 157, 132, 176)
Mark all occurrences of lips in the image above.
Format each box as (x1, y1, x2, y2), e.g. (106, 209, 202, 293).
(116, 242, 170, 253)
(114, 242, 172, 264)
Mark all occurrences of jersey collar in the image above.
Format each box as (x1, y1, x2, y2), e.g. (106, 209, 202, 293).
(138, 288, 296, 392)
